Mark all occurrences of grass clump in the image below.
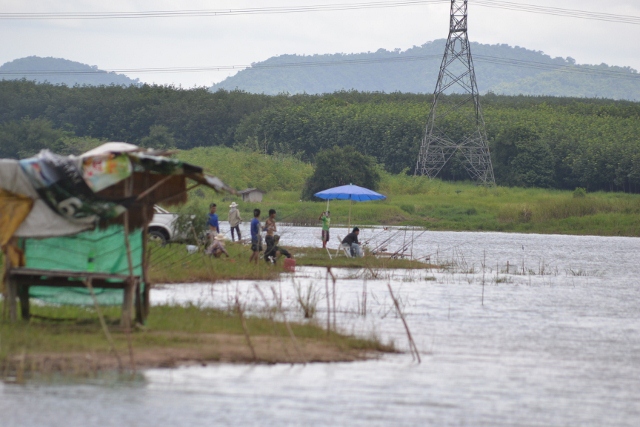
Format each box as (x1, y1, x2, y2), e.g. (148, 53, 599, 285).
(148, 241, 283, 283)
(294, 247, 431, 269)
(0, 303, 394, 376)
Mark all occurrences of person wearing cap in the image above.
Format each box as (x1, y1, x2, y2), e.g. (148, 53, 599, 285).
(228, 202, 242, 242)
(341, 227, 363, 257)
(206, 234, 229, 258)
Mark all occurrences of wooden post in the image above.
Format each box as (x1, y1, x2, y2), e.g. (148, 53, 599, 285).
(122, 176, 135, 329)
(2, 248, 9, 321)
(121, 278, 134, 329)
(18, 284, 30, 321)
(141, 201, 151, 321)
(7, 275, 17, 322)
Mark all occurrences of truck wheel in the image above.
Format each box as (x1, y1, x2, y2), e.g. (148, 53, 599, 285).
(148, 230, 168, 246)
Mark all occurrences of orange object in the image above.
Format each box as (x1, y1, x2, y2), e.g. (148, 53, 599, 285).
(283, 257, 296, 272)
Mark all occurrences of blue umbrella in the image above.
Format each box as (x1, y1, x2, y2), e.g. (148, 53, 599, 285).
(314, 184, 386, 228)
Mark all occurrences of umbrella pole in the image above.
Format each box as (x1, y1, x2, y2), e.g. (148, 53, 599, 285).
(348, 200, 352, 230)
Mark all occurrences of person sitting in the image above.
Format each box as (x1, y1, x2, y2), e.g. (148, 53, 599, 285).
(341, 227, 363, 257)
(206, 234, 229, 258)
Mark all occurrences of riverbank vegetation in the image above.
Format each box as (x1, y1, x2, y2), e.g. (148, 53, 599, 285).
(0, 303, 393, 377)
(170, 148, 640, 236)
(1, 81, 639, 235)
(148, 242, 431, 284)
(2, 81, 640, 192)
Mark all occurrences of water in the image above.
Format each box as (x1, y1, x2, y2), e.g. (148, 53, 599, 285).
(2, 229, 640, 426)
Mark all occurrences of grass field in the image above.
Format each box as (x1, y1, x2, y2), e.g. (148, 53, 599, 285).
(171, 147, 640, 237)
(179, 180, 640, 237)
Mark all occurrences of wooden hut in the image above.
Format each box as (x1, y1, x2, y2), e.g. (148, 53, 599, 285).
(1, 142, 233, 327)
(239, 188, 265, 203)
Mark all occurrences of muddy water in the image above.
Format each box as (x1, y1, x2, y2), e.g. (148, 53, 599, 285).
(2, 230, 640, 426)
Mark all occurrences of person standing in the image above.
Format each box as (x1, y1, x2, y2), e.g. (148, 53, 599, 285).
(207, 203, 219, 243)
(249, 208, 262, 264)
(318, 211, 330, 248)
(264, 209, 278, 262)
(228, 202, 242, 242)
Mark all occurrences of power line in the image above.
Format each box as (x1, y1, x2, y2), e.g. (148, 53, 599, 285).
(474, 1, 640, 25)
(1, 0, 639, 25)
(0, 1, 447, 20)
(1, 53, 638, 82)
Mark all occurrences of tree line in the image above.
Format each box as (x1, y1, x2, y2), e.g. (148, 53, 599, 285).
(1, 80, 640, 192)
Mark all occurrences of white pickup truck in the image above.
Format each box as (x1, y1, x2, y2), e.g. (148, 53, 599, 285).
(147, 205, 181, 245)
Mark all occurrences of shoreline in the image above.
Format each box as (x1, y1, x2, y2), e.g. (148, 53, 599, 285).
(0, 305, 395, 377)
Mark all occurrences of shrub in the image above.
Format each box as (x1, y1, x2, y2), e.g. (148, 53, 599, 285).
(573, 187, 587, 198)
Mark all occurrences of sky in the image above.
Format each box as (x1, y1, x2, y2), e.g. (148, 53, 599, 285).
(2, 0, 640, 88)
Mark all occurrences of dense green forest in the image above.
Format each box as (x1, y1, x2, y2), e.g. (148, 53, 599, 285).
(0, 56, 139, 87)
(1, 80, 640, 192)
(211, 39, 640, 101)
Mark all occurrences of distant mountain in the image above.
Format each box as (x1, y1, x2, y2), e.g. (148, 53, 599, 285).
(0, 56, 139, 87)
(211, 40, 640, 101)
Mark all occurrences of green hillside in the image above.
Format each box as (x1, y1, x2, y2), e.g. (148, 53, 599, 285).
(0, 56, 139, 87)
(1, 80, 640, 193)
(211, 40, 640, 101)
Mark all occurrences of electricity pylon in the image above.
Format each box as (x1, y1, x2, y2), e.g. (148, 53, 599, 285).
(415, 0, 495, 185)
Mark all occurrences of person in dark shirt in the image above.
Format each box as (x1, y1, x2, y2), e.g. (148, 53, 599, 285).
(207, 203, 220, 246)
(249, 208, 262, 264)
(341, 227, 363, 257)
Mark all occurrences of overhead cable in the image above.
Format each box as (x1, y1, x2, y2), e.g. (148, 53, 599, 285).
(1, 0, 639, 25)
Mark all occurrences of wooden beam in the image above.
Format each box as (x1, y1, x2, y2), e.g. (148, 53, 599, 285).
(18, 284, 30, 321)
(7, 276, 17, 322)
(9, 268, 134, 282)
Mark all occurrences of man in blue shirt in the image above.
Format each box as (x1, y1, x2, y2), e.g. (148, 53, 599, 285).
(249, 208, 262, 264)
(207, 203, 219, 236)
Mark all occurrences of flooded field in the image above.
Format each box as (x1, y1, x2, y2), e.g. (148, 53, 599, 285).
(2, 229, 640, 426)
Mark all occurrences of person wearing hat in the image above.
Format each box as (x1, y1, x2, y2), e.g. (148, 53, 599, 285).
(228, 201, 242, 242)
(206, 234, 230, 258)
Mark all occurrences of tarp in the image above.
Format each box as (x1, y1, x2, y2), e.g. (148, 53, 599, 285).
(0, 143, 234, 240)
(0, 189, 33, 246)
(20, 151, 129, 224)
(0, 159, 93, 238)
(24, 225, 143, 306)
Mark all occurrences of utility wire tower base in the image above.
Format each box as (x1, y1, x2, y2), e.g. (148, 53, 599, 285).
(415, 0, 495, 185)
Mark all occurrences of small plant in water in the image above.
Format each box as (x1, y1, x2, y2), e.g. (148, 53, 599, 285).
(293, 281, 319, 319)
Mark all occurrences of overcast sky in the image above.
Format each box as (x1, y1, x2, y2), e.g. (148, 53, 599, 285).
(2, 0, 639, 88)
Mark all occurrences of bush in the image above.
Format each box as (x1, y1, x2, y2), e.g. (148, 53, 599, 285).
(301, 146, 381, 200)
(573, 187, 587, 198)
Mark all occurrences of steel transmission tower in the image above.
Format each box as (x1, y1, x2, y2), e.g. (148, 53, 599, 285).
(415, 0, 495, 184)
